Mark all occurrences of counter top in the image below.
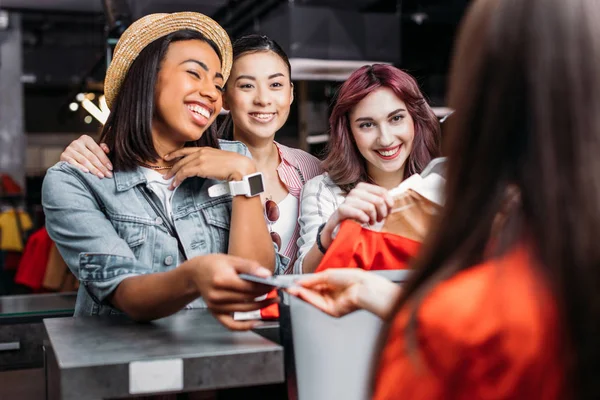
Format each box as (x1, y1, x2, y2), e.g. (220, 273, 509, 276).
(44, 309, 284, 399)
(0, 293, 76, 324)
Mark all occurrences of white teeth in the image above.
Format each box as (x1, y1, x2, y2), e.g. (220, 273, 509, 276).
(376, 147, 400, 157)
(187, 104, 211, 119)
(250, 113, 275, 120)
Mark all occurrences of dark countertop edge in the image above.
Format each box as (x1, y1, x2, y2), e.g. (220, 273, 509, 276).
(56, 346, 284, 370)
(0, 311, 74, 325)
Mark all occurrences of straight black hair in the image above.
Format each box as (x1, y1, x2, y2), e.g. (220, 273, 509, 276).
(100, 30, 222, 171)
(217, 34, 291, 141)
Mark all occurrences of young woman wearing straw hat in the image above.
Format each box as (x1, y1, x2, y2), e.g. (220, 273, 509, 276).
(42, 12, 285, 330)
(61, 34, 323, 271)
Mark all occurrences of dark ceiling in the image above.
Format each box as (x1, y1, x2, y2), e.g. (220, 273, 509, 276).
(10, 0, 470, 133)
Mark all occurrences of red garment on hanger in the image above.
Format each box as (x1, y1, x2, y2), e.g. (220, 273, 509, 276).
(14, 227, 53, 291)
(260, 221, 422, 320)
(0, 174, 22, 195)
(316, 220, 421, 272)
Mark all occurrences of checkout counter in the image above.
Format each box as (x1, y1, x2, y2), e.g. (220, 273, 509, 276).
(0, 294, 285, 399)
(44, 310, 284, 399)
(0, 293, 77, 399)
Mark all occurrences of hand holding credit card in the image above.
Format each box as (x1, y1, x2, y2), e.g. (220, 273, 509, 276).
(238, 273, 296, 289)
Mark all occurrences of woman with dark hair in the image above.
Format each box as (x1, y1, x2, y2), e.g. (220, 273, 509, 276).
(295, 64, 441, 273)
(59, 34, 322, 270)
(43, 13, 284, 330)
(289, 0, 600, 397)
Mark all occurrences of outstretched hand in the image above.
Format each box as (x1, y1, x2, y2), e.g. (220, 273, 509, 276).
(287, 269, 401, 320)
(188, 254, 277, 331)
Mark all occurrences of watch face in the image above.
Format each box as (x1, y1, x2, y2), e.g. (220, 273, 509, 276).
(247, 174, 265, 196)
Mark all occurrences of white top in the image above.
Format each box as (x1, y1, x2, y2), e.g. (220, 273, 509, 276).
(140, 167, 176, 224)
(294, 173, 345, 274)
(140, 167, 205, 309)
(270, 193, 299, 256)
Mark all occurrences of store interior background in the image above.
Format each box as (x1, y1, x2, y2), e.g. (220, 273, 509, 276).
(0, 0, 469, 297)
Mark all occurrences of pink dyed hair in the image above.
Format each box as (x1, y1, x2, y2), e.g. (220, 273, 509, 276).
(323, 64, 441, 192)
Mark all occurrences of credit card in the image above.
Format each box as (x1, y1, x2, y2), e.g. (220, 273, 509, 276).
(238, 273, 295, 289)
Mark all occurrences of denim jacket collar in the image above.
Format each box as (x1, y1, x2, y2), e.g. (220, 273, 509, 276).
(114, 168, 148, 192)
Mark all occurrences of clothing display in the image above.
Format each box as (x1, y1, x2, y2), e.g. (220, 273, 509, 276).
(0, 174, 22, 195)
(14, 227, 54, 291)
(42, 242, 79, 292)
(0, 209, 33, 252)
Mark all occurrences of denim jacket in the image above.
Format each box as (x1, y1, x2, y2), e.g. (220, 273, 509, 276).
(42, 140, 288, 316)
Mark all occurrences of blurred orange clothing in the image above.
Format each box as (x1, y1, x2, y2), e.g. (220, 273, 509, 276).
(373, 244, 565, 400)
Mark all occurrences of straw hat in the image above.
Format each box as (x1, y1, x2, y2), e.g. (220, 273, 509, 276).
(104, 12, 232, 110)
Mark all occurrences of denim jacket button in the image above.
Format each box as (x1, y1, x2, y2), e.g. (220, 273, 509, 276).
(164, 256, 174, 266)
(155, 217, 163, 225)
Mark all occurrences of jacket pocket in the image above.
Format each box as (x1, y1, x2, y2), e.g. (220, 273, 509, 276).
(111, 219, 149, 256)
(201, 200, 231, 251)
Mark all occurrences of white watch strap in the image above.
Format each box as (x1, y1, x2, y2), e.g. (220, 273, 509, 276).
(208, 180, 251, 198)
(208, 182, 230, 198)
(228, 180, 250, 196)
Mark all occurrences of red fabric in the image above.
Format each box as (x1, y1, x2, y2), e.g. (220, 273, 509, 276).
(260, 290, 280, 320)
(3, 251, 22, 270)
(260, 220, 421, 319)
(316, 220, 421, 272)
(0, 174, 22, 195)
(14, 227, 53, 291)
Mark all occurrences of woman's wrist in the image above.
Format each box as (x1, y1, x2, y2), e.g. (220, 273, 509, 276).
(319, 218, 338, 250)
(229, 158, 257, 181)
(357, 275, 402, 320)
(179, 259, 202, 298)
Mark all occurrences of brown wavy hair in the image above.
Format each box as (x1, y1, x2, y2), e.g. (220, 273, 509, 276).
(323, 64, 441, 192)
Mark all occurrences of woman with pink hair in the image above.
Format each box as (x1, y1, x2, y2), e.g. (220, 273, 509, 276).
(295, 64, 441, 273)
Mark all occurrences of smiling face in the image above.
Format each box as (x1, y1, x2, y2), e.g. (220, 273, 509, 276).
(223, 51, 293, 142)
(152, 39, 224, 151)
(349, 87, 415, 182)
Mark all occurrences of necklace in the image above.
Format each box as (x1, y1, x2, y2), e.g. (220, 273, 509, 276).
(139, 162, 173, 170)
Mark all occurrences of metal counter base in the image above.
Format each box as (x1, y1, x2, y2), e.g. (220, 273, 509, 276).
(44, 310, 284, 400)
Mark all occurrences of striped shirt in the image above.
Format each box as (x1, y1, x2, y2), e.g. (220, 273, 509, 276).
(273, 142, 323, 273)
(294, 173, 346, 274)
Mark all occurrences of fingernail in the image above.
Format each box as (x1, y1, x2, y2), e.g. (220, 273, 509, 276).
(106, 171, 113, 178)
(255, 267, 272, 278)
(106, 163, 113, 171)
(97, 173, 105, 179)
(163, 154, 170, 160)
(82, 168, 89, 173)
